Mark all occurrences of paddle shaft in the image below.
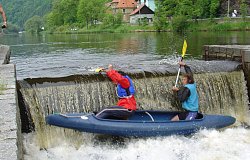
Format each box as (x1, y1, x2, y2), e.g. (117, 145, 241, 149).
(174, 57, 183, 87)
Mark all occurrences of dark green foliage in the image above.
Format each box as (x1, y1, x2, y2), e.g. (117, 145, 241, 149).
(24, 16, 43, 33)
(171, 15, 188, 32)
(240, 0, 248, 20)
(154, 0, 221, 30)
(77, 0, 106, 29)
(102, 13, 123, 28)
(1, 0, 52, 29)
(154, 0, 169, 30)
(210, 0, 220, 18)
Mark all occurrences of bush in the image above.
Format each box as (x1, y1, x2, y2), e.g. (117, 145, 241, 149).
(24, 15, 44, 33)
(171, 15, 188, 32)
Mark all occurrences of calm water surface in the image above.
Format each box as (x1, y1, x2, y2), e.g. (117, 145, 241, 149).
(0, 31, 250, 79)
(1, 32, 250, 160)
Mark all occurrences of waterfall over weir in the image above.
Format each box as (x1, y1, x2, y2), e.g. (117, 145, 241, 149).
(17, 61, 249, 149)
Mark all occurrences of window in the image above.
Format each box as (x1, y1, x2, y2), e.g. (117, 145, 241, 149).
(123, 9, 125, 13)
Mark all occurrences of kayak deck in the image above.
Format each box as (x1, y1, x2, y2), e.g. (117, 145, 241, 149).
(94, 111, 203, 122)
(46, 111, 235, 137)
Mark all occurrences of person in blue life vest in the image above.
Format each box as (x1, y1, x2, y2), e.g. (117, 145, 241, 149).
(0, 4, 7, 28)
(96, 64, 137, 119)
(171, 61, 199, 121)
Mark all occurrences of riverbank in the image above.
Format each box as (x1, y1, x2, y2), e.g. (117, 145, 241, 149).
(46, 18, 250, 34)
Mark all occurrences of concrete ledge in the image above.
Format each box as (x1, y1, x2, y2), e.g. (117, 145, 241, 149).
(0, 45, 21, 160)
(0, 45, 11, 64)
(203, 45, 250, 103)
(243, 50, 250, 62)
(0, 64, 20, 160)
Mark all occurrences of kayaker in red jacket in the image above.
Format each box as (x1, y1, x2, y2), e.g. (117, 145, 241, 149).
(96, 64, 137, 119)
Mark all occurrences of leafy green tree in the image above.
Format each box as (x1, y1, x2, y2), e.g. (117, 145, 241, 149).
(177, 0, 193, 18)
(154, 0, 172, 30)
(48, 0, 79, 26)
(171, 15, 188, 32)
(77, 0, 106, 29)
(24, 16, 43, 33)
(240, 0, 248, 21)
(102, 13, 122, 27)
(1, 0, 52, 29)
(210, 0, 220, 18)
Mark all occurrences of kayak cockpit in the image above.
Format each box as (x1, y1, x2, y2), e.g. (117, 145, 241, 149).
(93, 111, 204, 123)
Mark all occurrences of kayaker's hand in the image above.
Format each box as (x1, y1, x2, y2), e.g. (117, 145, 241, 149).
(107, 64, 113, 72)
(95, 67, 106, 73)
(172, 86, 179, 92)
(2, 22, 7, 28)
(178, 61, 186, 66)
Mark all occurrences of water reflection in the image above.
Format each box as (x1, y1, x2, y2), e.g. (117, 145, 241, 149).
(0, 32, 250, 79)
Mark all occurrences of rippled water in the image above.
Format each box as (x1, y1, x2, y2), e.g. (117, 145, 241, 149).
(1, 32, 250, 79)
(1, 32, 250, 160)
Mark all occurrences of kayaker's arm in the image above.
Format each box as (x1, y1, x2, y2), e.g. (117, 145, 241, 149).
(179, 62, 193, 76)
(177, 87, 190, 102)
(184, 65, 193, 76)
(106, 69, 130, 88)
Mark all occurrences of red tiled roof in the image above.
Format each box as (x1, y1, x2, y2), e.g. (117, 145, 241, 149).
(112, 0, 120, 2)
(130, 4, 144, 15)
(116, 0, 137, 8)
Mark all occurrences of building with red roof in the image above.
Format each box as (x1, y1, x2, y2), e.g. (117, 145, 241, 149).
(130, 4, 154, 24)
(107, 0, 154, 23)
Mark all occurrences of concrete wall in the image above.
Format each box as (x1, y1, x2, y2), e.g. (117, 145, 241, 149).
(204, 45, 250, 103)
(130, 14, 154, 24)
(0, 45, 22, 160)
(0, 45, 11, 64)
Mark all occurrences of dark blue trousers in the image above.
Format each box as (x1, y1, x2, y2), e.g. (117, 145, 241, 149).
(96, 106, 134, 120)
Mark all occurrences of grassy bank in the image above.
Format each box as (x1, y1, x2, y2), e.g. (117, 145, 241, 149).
(49, 24, 156, 34)
(187, 20, 250, 32)
(46, 18, 250, 34)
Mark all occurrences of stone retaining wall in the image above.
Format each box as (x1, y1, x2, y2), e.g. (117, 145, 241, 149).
(0, 45, 22, 160)
(204, 45, 250, 103)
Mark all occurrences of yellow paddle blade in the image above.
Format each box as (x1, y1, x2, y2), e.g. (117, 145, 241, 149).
(95, 68, 103, 73)
(182, 40, 187, 58)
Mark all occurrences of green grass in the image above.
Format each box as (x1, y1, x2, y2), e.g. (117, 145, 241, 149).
(187, 20, 250, 32)
(46, 18, 250, 34)
(47, 23, 156, 34)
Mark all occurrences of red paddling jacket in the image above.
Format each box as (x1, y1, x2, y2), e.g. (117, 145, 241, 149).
(106, 69, 137, 111)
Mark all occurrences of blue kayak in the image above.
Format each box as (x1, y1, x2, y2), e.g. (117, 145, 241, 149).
(46, 111, 236, 137)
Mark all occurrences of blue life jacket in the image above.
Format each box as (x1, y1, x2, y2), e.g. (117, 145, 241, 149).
(116, 75, 135, 98)
(182, 83, 199, 112)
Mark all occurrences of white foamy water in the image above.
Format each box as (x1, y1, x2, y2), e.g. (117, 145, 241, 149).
(24, 127, 250, 160)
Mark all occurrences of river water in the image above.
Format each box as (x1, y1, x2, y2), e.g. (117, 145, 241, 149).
(0, 32, 250, 159)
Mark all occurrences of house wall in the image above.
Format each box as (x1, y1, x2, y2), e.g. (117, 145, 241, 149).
(130, 14, 154, 24)
(117, 8, 135, 22)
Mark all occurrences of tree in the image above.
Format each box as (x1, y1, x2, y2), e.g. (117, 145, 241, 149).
(102, 13, 122, 27)
(240, 0, 248, 21)
(154, 0, 176, 30)
(210, 0, 220, 18)
(1, 0, 52, 29)
(171, 15, 188, 32)
(24, 16, 43, 33)
(48, 0, 79, 26)
(77, 0, 106, 29)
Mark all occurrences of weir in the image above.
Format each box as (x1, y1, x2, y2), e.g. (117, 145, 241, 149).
(17, 63, 249, 149)
(204, 45, 250, 102)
